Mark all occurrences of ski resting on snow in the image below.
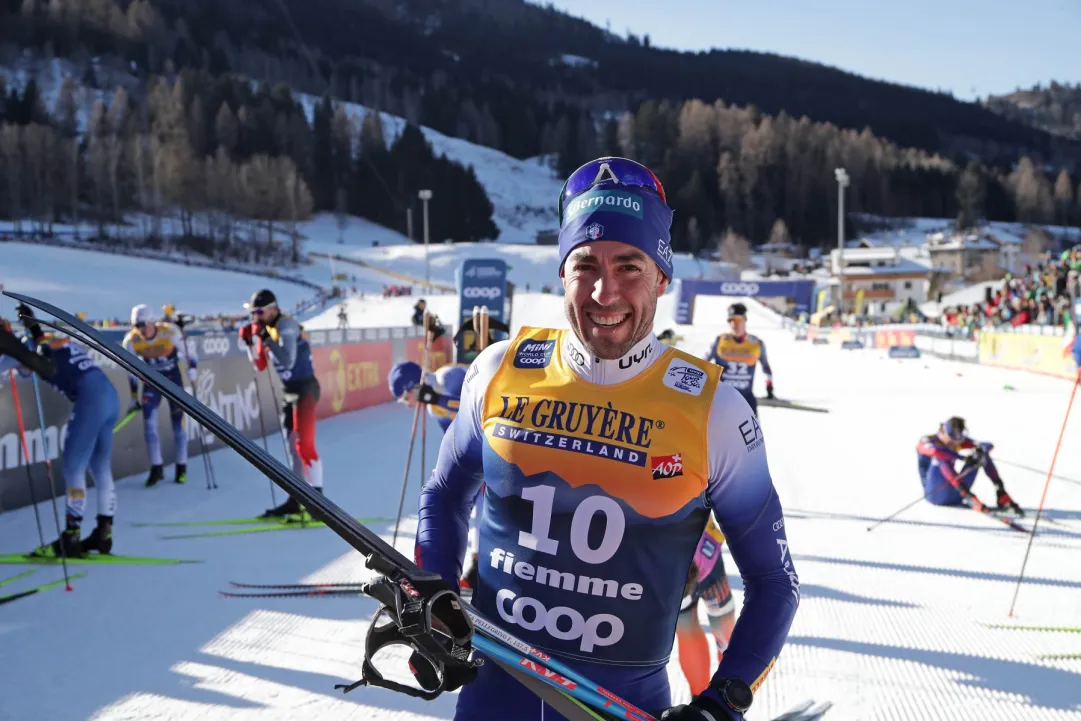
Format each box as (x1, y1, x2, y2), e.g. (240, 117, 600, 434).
(9, 290, 834, 721)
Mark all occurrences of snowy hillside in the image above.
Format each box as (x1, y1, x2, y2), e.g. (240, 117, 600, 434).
(292, 95, 564, 246)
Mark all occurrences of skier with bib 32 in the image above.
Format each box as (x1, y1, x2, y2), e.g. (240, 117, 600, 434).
(415, 157, 800, 721)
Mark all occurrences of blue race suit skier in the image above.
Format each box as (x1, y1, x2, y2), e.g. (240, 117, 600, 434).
(705, 303, 773, 415)
(916, 416, 1023, 515)
(0, 306, 120, 557)
(388, 359, 468, 434)
(239, 289, 324, 519)
(122, 303, 198, 486)
(415, 157, 799, 721)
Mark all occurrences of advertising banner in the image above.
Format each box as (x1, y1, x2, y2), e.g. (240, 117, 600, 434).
(455, 259, 507, 360)
(873, 329, 916, 349)
(978, 332, 1076, 380)
(313, 341, 394, 418)
(674, 279, 815, 324)
(0, 324, 420, 512)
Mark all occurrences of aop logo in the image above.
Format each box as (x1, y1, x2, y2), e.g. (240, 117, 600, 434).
(721, 282, 760, 296)
(201, 335, 231, 357)
(650, 453, 683, 480)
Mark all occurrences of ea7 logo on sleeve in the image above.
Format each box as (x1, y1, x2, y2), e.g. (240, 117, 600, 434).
(663, 359, 706, 396)
(513, 339, 556, 369)
(739, 415, 763, 452)
(651, 453, 684, 480)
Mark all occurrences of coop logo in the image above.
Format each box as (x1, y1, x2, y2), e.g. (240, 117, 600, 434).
(463, 286, 502, 299)
(513, 340, 556, 369)
(650, 453, 683, 480)
(721, 282, 760, 295)
(496, 589, 624, 653)
(200, 335, 231, 357)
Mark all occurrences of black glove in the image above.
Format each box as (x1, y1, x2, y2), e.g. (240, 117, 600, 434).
(416, 383, 439, 405)
(256, 324, 272, 342)
(660, 695, 736, 721)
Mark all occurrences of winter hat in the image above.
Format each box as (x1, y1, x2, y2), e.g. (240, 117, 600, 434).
(557, 183, 674, 279)
(388, 361, 423, 399)
(131, 304, 153, 326)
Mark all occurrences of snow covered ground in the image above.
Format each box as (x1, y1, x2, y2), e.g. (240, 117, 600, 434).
(3, 297, 1080, 720)
(0, 241, 331, 322)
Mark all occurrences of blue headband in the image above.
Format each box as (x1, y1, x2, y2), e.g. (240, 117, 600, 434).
(557, 185, 674, 278)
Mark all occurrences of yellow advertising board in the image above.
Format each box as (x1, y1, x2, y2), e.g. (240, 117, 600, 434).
(978, 332, 1077, 380)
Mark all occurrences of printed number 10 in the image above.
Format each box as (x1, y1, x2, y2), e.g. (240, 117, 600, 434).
(518, 485, 625, 565)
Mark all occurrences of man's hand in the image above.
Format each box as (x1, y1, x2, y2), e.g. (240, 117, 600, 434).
(765, 379, 775, 399)
(238, 323, 256, 347)
(416, 383, 439, 405)
(187, 366, 198, 384)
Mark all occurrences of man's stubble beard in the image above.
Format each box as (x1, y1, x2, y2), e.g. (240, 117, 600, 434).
(565, 290, 659, 361)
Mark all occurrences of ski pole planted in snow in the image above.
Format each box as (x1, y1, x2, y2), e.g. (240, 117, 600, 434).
(1008, 372, 1080, 617)
(9, 370, 71, 590)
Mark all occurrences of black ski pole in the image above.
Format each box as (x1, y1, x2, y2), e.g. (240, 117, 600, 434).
(6, 371, 56, 568)
(176, 323, 216, 490)
(867, 456, 979, 532)
(29, 373, 73, 590)
(251, 363, 278, 508)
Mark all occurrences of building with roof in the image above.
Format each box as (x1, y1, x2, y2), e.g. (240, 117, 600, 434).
(830, 246, 939, 314)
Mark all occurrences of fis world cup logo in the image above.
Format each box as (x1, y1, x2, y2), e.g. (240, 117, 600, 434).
(651, 453, 683, 480)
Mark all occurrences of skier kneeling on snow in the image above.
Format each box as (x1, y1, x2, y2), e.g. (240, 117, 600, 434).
(916, 416, 1023, 516)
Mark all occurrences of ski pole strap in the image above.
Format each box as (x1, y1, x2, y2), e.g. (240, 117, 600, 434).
(340, 576, 480, 699)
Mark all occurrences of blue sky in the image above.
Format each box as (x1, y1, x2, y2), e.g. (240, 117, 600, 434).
(533, 0, 1080, 101)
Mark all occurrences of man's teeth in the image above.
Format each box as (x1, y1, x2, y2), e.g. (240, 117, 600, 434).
(589, 313, 628, 326)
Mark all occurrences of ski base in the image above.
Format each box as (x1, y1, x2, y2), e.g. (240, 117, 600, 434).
(0, 569, 36, 588)
(772, 700, 833, 720)
(160, 517, 390, 540)
(0, 571, 88, 605)
(221, 588, 365, 599)
(758, 397, 829, 414)
(0, 553, 201, 566)
(133, 514, 390, 528)
(985, 623, 1081, 633)
(230, 581, 365, 590)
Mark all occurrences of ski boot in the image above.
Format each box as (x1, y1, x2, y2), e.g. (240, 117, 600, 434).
(145, 464, 164, 487)
(175, 463, 187, 484)
(996, 490, 1025, 517)
(80, 515, 114, 555)
(29, 516, 86, 559)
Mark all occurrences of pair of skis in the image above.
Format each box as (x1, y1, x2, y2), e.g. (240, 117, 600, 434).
(133, 514, 391, 540)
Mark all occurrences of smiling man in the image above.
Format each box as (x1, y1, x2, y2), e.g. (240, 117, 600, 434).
(415, 157, 799, 721)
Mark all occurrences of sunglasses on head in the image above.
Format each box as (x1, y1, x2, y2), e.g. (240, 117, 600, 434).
(557, 157, 667, 226)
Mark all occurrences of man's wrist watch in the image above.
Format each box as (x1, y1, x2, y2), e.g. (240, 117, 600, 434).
(716, 678, 753, 714)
